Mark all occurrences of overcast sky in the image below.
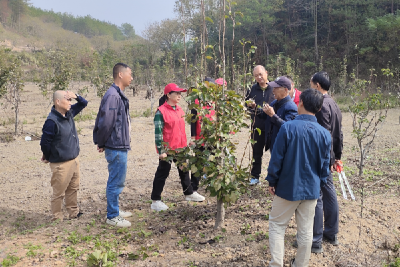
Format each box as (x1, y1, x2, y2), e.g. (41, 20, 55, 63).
(29, 0, 177, 36)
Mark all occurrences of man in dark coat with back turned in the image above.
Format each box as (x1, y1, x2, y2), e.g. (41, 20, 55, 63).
(293, 71, 343, 254)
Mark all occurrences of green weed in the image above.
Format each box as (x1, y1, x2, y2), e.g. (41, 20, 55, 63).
(1, 254, 19, 267)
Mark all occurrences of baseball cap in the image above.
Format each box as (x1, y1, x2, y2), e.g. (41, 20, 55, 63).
(268, 76, 291, 90)
(164, 83, 187, 95)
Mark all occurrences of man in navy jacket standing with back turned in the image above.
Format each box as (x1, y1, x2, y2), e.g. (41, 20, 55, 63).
(266, 89, 331, 267)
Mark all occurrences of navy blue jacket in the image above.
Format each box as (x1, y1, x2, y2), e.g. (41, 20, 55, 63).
(40, 96, 88, 162)
(257, 95, 298, 152)
(266, 115, 331, 201)
(93, 84, 131, 150)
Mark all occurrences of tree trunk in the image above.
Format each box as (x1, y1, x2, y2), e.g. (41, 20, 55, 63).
(214, 198, 225, 229)
(314, 0, 319, 66)
(181, 1, 188, 86)
(222, 0, 226, 96)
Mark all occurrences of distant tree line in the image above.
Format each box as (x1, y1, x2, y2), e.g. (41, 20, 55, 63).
(0, 0, 135, 41)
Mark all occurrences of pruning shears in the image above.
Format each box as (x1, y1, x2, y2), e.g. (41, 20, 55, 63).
(336, 160, 355, 200)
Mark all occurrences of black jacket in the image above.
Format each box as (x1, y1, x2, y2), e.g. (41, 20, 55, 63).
(315, 94, 343, 166)
(93, 84, 131, 150)
(245, 83, 275, 130)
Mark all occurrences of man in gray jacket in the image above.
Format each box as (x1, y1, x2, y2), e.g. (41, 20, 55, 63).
(93, 63, 133, 228)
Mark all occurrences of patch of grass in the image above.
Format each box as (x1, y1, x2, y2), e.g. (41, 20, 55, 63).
(385, 258, 400, 267)
(213, 235, 223, 242)
(68, 231, 82, 245)
(130, 108, 153, 118)
(1, 254, 19, 267)
(74, 111, 96, 122)
(24, 242, 43, 257)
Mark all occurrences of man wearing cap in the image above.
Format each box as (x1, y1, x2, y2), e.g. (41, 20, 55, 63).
(151, 83, 205, 212)
(257, 76, 298, 154)
(93, 63, 133, 228)
(245, 65, 275, 185)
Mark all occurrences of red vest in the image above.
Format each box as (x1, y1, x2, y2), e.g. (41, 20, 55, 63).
(158, 102, 187, 151)
(194, 99, 215, 140)
(293, 89, 302, 106)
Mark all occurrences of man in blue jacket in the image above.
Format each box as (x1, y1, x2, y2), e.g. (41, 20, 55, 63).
(93, 63, 133, 228)
(40, 90, 88, 221)
(257, 76, 298, 156)
(266, 89, 331, 267)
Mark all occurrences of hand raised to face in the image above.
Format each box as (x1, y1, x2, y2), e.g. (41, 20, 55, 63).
(64, 91, 77, 101)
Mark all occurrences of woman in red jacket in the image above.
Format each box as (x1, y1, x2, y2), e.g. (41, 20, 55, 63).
(151, 83, 205, 212)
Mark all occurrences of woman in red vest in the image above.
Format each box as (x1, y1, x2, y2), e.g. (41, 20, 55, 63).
(151, 83, 206, 212)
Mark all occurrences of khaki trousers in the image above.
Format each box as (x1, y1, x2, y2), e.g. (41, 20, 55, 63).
(49, 157, 80, 221)
(269, 196, 317, 267)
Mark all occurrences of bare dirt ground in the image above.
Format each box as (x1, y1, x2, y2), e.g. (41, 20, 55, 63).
(0, 83, 400, 267)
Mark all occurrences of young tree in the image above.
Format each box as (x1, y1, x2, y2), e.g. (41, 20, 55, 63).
(348, 74, 389, 176)
(173, 82, 251, 229)
(0, 49, 24, 135)
(36, 49, 78, 99)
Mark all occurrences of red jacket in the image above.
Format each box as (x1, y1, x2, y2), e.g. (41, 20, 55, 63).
(293, 89, 302, 106)
(158, 102, 187, 151)
(194, 99, 215, 140)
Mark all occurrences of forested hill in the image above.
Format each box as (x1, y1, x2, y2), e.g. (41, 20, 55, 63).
(0, 0, 399, 94)
(0, 0, 138, 50)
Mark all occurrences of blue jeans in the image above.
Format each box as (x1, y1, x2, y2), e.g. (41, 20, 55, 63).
(105, 148, 128, 219)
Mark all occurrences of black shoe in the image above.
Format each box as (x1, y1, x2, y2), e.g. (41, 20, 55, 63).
(311, 244, 323, 254)
(70, 212, 83, 219)
(323, 234, 339, 246)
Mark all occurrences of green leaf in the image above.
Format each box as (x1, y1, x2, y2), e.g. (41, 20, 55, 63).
(191, 165, 198, 174)
(256, 128, 261, 135)
(205, 17, 214, 24)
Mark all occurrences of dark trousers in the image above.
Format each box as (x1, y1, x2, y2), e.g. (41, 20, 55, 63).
(190, 146, 205, 191)
(312, 172, 339, 246)
(251, 129, 266, 179)
(151, 159, 194, 201)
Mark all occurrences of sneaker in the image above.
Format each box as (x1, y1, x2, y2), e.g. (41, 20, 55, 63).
(185, 192, 205, 202)
(249, 178, 260, 185)
(119, 210, 133, 218)
(323, 234, 339, 246)
(106, 215, 131, 228)
(151, 200, 169, 212)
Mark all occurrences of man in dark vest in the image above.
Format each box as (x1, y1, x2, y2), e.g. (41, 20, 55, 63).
(40, 90, 88, 221)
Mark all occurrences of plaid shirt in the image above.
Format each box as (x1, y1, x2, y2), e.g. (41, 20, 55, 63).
(154, 106, 176, 154)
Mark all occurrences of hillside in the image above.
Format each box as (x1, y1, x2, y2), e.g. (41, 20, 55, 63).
(0, 1, 141, 52)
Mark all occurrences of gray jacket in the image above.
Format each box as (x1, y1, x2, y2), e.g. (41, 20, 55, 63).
(93, 84, 131, 150)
